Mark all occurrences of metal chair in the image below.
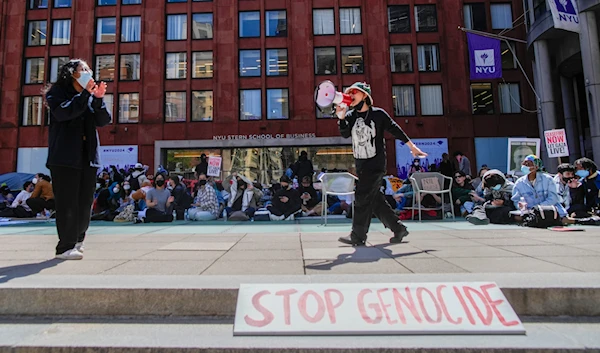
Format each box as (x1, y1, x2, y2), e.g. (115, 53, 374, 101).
(319, 172, 358, 226)
(406, 172, 454, 222)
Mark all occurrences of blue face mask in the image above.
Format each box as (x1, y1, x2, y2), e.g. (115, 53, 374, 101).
(521, 165, 532, 175)
(576, 170, 590, 179)
(492, 184, 502, 191)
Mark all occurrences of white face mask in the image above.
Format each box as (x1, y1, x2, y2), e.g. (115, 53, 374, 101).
(96, 183, 101, 189)
(76, 71, 93, 89)
(124, 185, 131, 190)
(113, 187, 120, 194)
(32, 178, 38, 184)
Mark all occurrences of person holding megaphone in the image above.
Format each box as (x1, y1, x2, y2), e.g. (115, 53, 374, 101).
(328, 82, 427, 246)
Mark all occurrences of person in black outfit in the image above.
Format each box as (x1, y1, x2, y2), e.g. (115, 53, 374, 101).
(336, 82, 427, 246)
(44, 59, 111, 260)
(169, 176, 192, 220)
(195, 154, 208, 178)
(294, 151, 314, 182)
(268, 176, 302, 220)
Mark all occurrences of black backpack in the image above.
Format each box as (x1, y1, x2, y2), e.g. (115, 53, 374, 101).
(522, 205, 562, 228)
(128, 176, 141, 191)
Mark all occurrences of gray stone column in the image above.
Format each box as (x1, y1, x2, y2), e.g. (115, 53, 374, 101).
(560, 76, 582, 162)
(532, 40, 559, 172)
(578, 10, 600, 160)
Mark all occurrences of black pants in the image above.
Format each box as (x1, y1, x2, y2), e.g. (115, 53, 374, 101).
(26, 197, 55, 215)
(352, 169, 405, 241)
(269, 204, 301, 218)
(0, 206, 34, 218)
(49, 165, 97, 255)
(145, 207, 174, 223)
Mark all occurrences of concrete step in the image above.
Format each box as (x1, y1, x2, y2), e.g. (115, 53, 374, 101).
(0, 317, 599, 352)
(1, 273, 600, 318)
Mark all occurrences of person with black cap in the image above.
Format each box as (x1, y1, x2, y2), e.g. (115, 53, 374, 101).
(195, 154, 208, 178)
(336, 82, 427, 246)
(268, 175, 302, 221)
(128, 163, 148, 191)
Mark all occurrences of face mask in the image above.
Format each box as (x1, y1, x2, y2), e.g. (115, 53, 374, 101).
(576, 170, 590, 179)
(167, 185, 174, 191)
(124, 185, 131, 190)
(353, 100, 366, 111)
(156, 180, 165, 187)
(492, 184, 502, 191)
(521, 165, 531, 175)
(32, 178, 38, 184)
(198, 180, 207, 186)
(281, 183, 289, 189)
(95, 183, 101, 189)
(113, 187, 120, 194)
(76, 71, 93, 89)
(414, 162, 420, 166)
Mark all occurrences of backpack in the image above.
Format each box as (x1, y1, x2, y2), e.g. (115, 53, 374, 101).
(522, 205, 562, 228)
(128, 176, 141, 191)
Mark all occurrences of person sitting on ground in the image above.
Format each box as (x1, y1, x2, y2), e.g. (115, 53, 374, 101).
(299, 176, 323, 216)
(466, 169, 515, 225)
(511, 155, 566, 220)
(132, 180, 153, 211)
(127, 163, 148, 191)
(169, 175, 192, 220)
(393, 179, 415, 211)
(188, 173, 220, 221)
(268, 175, 302, 220)
(553, 163, 576, 212)
(569, 158, 600, 218)
(0, 182, 35, 218)
(0, 184, 15, 208)
(113, 181, 136, 223)
(142, 173, 174, 223)
(471, 166, 491, 191)
(26, 173, 55, 217)
(452, 170, 475, 216)
(94, 181, 122, 216)
(223, 172, 263, 219)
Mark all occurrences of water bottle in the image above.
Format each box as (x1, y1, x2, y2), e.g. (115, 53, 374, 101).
(293, 177, 298, 189)
(518, 197, 527, 215)
(184, 209, 189, 221)
(222, 209, 227, 222)
(172, 210, 176, 220)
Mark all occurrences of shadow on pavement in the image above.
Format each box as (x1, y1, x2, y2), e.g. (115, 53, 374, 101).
(0, 259, 63, 284)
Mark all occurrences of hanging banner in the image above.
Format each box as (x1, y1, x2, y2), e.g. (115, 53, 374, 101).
(548, 0, 580, 33)
(467, 33, 502, 80)
(507, 138, 540, 175)
(98, 145, 138, 172)
(544, 129, 570, 158)
(396, 138, 448, 180)
(207, 156, 222, 177)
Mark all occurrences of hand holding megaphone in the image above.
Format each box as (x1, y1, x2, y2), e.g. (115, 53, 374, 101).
(314, 80, 353, 120)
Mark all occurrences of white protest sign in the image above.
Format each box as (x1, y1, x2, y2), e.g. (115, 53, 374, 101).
(207, 156, 222, 177)
(234, 282, 525, 336)
(544, 129, 570, 158)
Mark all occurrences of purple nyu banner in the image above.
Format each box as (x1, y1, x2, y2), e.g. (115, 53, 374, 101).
(467, 33, 502, 80)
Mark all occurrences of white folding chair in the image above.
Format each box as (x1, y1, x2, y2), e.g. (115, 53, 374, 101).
(319, 172, 358, 226)
(405, 172, 455, 222)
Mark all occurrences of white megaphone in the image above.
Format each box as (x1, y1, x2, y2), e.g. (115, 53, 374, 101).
(314, 80, 353, 113)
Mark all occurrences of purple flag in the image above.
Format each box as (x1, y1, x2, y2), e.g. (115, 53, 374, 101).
(467, 33, 502, 80)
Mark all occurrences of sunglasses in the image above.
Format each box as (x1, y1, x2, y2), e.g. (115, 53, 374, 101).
(348, 89, 360, 95)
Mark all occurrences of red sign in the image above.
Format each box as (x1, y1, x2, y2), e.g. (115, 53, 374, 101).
(234, 282, 525, 335)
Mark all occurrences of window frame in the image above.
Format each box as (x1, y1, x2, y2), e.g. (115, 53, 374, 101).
(24, 58, 45, 85)
(339, 7, 362, 35)
(53, 0, 72, 8)
(49, 56, 69, 83)
(491, 3, 513, 30)
(239, 89, 262, 121)
(313, 8, 335, 36)
(239, 11, 261, 38)
(95, 54, 116, 82)
(192, 51, 214, 79)
(417, 43, 441, 72)
(340, 46, 364, 75)
(463, 3, 487, 31)
(415, 4, 438, 33)
(419, 84, 444, 116)
(392, 85, 416, 117)
(239, 49, 262, 77)
(266, 88, 290, 120)
(21, 96, 44, 127)
(165, 52, 188, 80)
(265, 48, 288, 77)
(118, 93, 140, 124)
(191, 90, 214, 122)
(314, 47, 337, 75)
(120, 16, 141, 43)
(192, 13, 214, 40)
(51, 19, 71, 45)
(390, 45, 413, 73)
(498, 82, 521, 114)
(29, 0, 49, 9)
(96, 17, 117, 43)
(388, 5, 411, 33)
(122, 0, 142, 4)
(265, 10, 287, 37)
(27, 20, 47, 46)
(470, 82, 495, 115)
(98, 0, 117, 6)
(165, 91, 188, 123)
(166, 14, 188, 41)
(119, 54, 141, 81)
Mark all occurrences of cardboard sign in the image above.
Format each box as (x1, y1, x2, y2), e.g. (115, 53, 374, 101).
(207, 156, 222, 177)
(421, 177, 441, 191)
(544, 129, 570, 158)
(234, 282, 525, 336)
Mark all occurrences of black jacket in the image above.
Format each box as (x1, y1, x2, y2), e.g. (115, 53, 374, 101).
(295, 156, 314, 181)
(298, 184, 319, 208)
(46, 85, 111, 169)
(272, 186, 301, 212)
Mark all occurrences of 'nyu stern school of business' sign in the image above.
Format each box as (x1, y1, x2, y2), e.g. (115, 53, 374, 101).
(213, 133, 317, 140)
(234, 282, 525, 336)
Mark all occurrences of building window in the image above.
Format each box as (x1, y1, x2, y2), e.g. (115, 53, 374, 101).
(119, 93, 139, 123)
(340, 8, 361, 34)
(29, 0, 48, 9)
(388, 5, 410, 33)
(50, 57, 69, 83)
(499, 83, 521, 113)
(390, 45, 412, 73)
(25, 58, 45, 84)
(240, 89, 261, 120)
(22, 97, 44, 126)
(102, 94, 114, 122)
(267, 89, 289, 120)
(123, 0, 142, 4)
(98, 0, 117, 5)
(491, 4, 513, 29)
(96, 18, 116, 43)
(501, 41, 517, 69)
(192, 13, 213, 39)
(266, 49, 288, 76)
(392, 85, 416, 116)
(120, 54, 140, 80)
(167, 14, 187, 40)
(95, 55, 115, 81)
(420, 85, 443, 115)
(121, 17, 141, 42)
(415, 5, 437, 32)
(166, 52, 187, 79)
(316, 107, 334, 119)
(266, 10, 287, 37)
(193, 51, 213, 78)
(54, 0, 71, 7)
(464, 3, 487, 31)
(314, 47, 336, 75)
(341, 47, 363, 74)
(239, 50, 261, 77)
(168, 0, 186, 2)
(28, 21, 47, 46)
(313, 9, 335, 35)
(417, 44, 440, 72)
(165, 92, 187, 122)
(471, 83, 494, 115)
(192, 91, 213, 121)
(239, 11, 260, 38)
(51, 19, 71, 45)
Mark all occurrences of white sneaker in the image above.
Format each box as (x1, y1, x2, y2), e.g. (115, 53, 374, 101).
(269, 214, 285, 221)
(55, 248, 83, 260)
(285, 214, 295, 221)
(75, 242, 85, 253)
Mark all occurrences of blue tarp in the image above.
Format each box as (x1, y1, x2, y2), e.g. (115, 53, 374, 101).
(0, 172, 36, 192)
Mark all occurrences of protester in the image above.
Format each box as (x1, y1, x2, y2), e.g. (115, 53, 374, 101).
(94, 181, 122, 216)
(188, 173, 220, 221)
(223, 172, 263, 219)
(569, 158, 600, 217)
(0, 184, 15, 207)
(195, 154, 208, 178)
(26, 173, 55, 217)
(299, 176, 323, 216)
(471, 166, 491, 190)
(128, 163, 148, 191)
(466, 169, 515, 225)
(169, 175, 192, 220)
(393, 179, 415, 211)
(454, 151, 472, 177)
(553, 163, 576, 212)
(452, 170, 475, 216)
(268, 175, 302, 220)
(438, 153, 455, 178)
(408, 158, 423, 175)
(0, 182, 34, 218)
(142, 173, 174, 223)
(294, 151, 314, 182)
